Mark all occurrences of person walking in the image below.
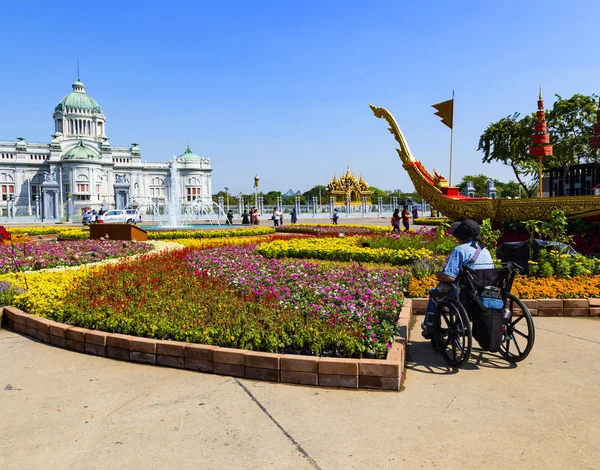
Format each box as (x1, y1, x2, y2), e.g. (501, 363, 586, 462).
(226, 209, 234, 225)
(290, 207, 297, 224)
(401, 205, 411, 231)
(391, 208, 401, 233)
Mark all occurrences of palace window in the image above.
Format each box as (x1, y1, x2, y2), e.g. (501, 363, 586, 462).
(186, 187, 201, 201)
(1, 185, 14, 201)
(31, 184, 40, 201)
(0, 173, 14, 200)
(150, 176, 166, 198)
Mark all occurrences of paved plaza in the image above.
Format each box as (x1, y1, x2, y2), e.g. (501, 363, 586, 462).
(2, 316, 599, 469)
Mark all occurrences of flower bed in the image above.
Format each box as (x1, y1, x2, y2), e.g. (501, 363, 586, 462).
(0, 239, 153, 274)
(0, 268, 91, 316)
(360, 228, 457, 255)
(146, 226, 274, 240)
(276, 224, 389, 235)
(8, 226, 81, 236)
(413, 217, 449, 226)
(33, 245, 404, 358)
(257, 236, 432, 265)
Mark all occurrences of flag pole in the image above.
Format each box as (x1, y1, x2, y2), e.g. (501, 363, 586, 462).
(449, 90, 454, 186)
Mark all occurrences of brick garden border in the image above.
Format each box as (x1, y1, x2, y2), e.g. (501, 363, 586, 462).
(409, 297, 600, 316)
(1, 300, 412, 391)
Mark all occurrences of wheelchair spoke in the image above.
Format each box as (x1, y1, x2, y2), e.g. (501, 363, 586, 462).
(453, 337, 463, 354)
(512, 328, 529, 339)
(510, 315, 524, 327)
(451, 339, 457, 360)
(511, 333, 522, 355)
(441, 311, 452, 327)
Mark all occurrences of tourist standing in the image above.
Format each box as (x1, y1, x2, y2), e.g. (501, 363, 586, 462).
(290, 207, 297, 224)
(391, 208, 401, 233)
(331, 208, 339, 225)
(271, 208, 279, 227)
(412, 207, 419, 220)
(226, 209, 234, 225)
(251, 207, 260, 225)
(401, 205, 410, 231)
(278, 210, 284, 226)
(241, 209, 250, 225)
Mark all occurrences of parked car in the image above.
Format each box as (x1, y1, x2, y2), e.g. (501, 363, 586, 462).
(97, 209, 142, 225)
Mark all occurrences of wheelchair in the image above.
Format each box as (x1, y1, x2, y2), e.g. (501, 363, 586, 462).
(431, 262, 535, 368)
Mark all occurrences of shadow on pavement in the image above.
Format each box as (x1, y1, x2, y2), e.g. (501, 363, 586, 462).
(406, 339, 517, 374)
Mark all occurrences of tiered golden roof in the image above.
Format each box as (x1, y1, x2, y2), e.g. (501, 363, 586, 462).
(327, 166, 373, 204)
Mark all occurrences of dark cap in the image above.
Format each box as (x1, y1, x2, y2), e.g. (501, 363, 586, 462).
(450, 219, 480, 241)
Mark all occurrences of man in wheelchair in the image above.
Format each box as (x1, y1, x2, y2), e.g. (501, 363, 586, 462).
(422, 219, 495, 339)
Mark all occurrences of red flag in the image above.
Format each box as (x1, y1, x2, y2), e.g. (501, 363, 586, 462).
(432, 99, 454, 129)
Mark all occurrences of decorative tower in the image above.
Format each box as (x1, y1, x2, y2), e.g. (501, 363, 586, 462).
(529, 87, 553, 198)
(590, 98, 600, 151)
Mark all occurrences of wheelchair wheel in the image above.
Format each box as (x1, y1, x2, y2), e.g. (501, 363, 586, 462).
(433, 298, 472, 368)
(499, 293, 535, 363)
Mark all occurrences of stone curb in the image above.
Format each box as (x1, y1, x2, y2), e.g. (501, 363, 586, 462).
(409, 297, 600, 316)
(1, 303, 411, 391)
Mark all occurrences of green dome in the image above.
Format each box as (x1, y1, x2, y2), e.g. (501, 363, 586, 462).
(179, 146, 201, 159)
(63, 141, 101, 160)
(55, 79, 103, 113)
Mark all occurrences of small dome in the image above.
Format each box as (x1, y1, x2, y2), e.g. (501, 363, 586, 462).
(179, 146, 201, 159)
(55, 79, 103, 113)
(63, 141, 101, 160)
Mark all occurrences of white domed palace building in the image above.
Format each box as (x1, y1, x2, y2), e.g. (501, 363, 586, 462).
(0, 78, 212, 220)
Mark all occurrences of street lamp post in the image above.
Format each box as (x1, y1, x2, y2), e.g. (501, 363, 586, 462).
(254, 175, 259, 208)
(224, 187, 229, 211)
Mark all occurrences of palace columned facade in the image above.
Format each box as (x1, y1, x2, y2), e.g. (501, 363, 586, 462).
(0, 78, 212, 219)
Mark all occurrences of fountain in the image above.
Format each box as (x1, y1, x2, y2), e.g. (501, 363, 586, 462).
(167, 159, 181, 227)
(144, 158, 224, 230)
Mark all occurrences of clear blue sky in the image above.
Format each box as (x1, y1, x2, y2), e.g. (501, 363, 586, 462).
(1, 0, 598, 196)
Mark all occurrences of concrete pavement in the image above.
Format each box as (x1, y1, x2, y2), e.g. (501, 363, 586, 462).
(2, 316, 599, 469)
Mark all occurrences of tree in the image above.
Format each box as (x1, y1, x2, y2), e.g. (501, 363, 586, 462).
(495, 180, 522, 199)
(457, 174, 495, 197)
(302, 185, 327, 204)
(478, 113, 538, 198)
(457, 174, 523, 199)
(368, 186, 387, 204)
(263, 190, 282, 205)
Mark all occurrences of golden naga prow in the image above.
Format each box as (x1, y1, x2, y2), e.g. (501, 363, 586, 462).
(369, 104, 600, 221)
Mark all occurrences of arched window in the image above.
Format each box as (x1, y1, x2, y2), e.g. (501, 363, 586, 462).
(150, 176, 166, 197)
(186, 177, 202, 201)
(76, 175, 90, 193)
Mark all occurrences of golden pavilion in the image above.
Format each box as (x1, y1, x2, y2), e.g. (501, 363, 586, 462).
(326, 167, 373, 205)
